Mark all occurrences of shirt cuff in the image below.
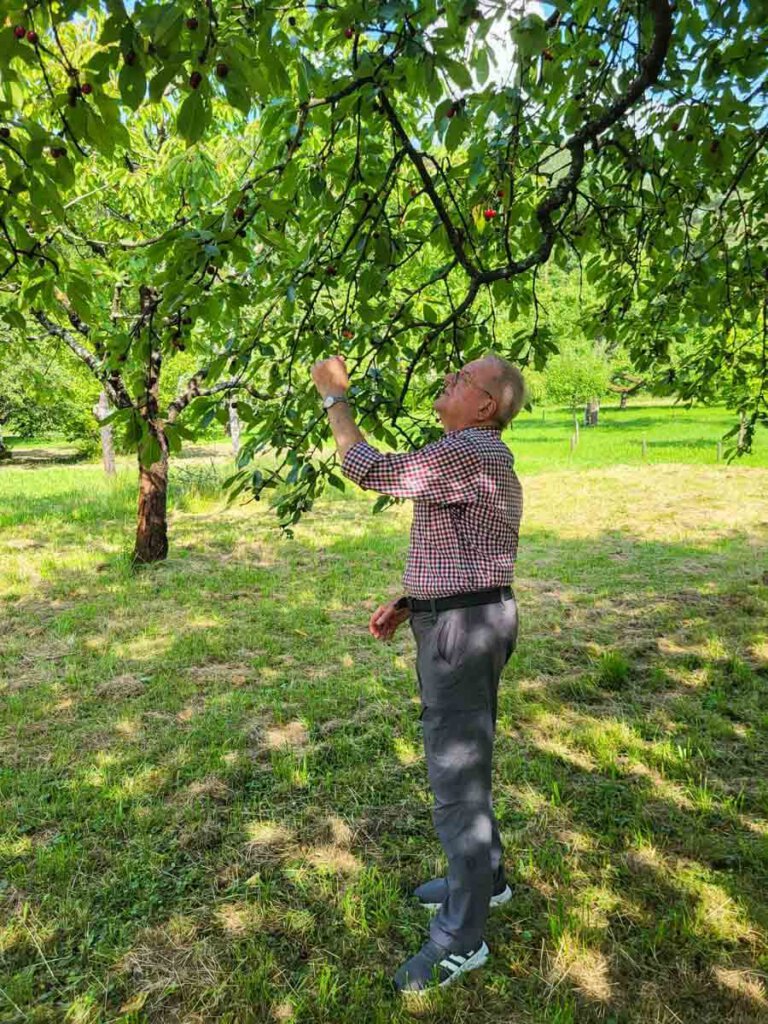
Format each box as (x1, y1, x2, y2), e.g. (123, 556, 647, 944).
(341, 440, 380, 487)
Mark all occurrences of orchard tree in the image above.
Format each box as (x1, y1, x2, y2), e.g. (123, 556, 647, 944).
(543, 349, 611, 423)
(0, 0, 765, 555)
(0, 23, 271, 560)
(0, 334, 100, 453)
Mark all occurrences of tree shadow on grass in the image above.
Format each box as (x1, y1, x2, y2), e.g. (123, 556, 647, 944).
(0, 445, 86, 468)
(1, 511, 767, 1022)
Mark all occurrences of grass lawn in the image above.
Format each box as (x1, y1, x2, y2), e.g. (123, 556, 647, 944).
(1, 408, 768, 1023)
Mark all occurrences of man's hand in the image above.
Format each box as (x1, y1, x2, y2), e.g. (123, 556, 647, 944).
(369, 598, 411, 641)
(311, 355, 349, 399)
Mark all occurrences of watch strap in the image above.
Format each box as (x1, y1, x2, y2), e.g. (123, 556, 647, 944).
(323, 394, 349, 410)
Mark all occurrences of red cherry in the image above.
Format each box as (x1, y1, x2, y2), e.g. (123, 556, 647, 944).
(542, 48, 554, 61)
(81, 82, 93, 95)
(342, 329, 353, 339)
(497, 189, 505, 198)
(190, 71, 203, 89)
(588, 57, 601, 68)
(325, 265, 337, 276)
(50, 147, 66, 159)
(344, 26, 354, 38)
(26, 29, 38, 44)
(186, 17, 199, 29)
(409, 187, 418, 197)
(234, 206, 245, 221)
(447, 105, 457, 118)
(215, 62, 229, 78)
(484, 208, 497, 220)
(13, 25, 25, 39)
(670, 121, 680, 132)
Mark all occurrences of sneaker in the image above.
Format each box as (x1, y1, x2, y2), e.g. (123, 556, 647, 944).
(393, 938, 490, 994)
(413, 876, 513, 912)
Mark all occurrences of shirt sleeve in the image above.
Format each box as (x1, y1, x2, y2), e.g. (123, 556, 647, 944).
(341, 438, 479, 504)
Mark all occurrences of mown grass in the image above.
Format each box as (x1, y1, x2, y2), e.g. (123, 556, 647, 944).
(1, 418, 767, 1023)
(510, 402, 768, 473)
(5, 399, 768, 476)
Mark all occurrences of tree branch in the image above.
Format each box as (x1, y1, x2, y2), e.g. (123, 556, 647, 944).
(377, 90, 478, 277)
(31, 309, 133, 409)
(167, 374, 268, 422)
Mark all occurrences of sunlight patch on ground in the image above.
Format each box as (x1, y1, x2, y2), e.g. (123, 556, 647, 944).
(548, 940, 615, 1004)
(712, 966, 768, 1006)
(111, 634, 173, 662)
(263, 720, 310, 752)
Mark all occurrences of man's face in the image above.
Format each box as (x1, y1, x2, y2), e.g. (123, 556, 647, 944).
(433, 358, 498, 430)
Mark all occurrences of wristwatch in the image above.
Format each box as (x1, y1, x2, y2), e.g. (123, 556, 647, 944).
(322, 394, 349, 411)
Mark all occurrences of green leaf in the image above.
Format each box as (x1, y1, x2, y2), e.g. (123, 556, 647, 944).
(118, 62, 147, 110)
(3, 309, 26, 332)
(149, 63, 178, 103)
(177, 90, 210, 143)
(441, 56, 473, 92)
(138, 431, 162, 467)
(445, 113, 469, 152)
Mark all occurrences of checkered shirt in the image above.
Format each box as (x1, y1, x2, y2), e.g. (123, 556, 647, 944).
(342, 427, 523, 599)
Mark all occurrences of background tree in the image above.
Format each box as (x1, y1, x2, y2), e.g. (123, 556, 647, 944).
(0, 28, 269, 560)
(543, 348, 611, 423)
(0, 0, 765, 549)
(0, 336, 99, 454)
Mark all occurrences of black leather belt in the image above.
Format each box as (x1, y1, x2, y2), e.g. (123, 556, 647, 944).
(403, 586, 513, 614)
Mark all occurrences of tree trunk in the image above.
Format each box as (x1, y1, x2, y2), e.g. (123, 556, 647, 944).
(584, 397, 600, 426)
(737, 412, 748, 451)
(619, 391, 628, 410)
(133, 428, 169, 564)
(228, 399, 241, 458)
(93, 391, 116, 475)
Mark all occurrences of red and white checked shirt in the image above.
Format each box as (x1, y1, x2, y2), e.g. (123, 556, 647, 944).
(342, 427, 523, 599)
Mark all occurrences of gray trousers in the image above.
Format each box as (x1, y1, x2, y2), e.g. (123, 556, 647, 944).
(410, 592, 518, 952)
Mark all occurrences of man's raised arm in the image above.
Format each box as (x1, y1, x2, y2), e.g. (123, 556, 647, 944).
(310, 355, 364, 460)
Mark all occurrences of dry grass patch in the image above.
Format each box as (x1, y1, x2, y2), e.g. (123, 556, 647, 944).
(94, 673, 146, 698)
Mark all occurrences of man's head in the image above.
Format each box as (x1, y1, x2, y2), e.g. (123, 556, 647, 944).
(433, 353, 526, 432)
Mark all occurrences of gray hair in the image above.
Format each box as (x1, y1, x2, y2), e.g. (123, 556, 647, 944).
(484, 354, 527, 428)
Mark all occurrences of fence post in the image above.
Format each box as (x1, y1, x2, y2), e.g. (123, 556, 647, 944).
(716, 441, 723, 462)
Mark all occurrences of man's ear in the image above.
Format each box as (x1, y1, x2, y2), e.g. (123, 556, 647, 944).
(478, 394, 498, 422)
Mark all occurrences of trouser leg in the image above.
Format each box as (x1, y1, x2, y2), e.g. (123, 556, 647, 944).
(423, 705, 495, 951)
(410, 596, 518, 951)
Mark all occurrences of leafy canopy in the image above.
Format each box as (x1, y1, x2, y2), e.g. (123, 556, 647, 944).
(0, 0, 765, 520)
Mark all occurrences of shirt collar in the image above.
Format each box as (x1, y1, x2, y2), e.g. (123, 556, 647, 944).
(444, 425, 502, 437)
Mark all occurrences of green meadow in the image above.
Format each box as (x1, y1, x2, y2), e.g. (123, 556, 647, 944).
(1, 403, 767, 1023)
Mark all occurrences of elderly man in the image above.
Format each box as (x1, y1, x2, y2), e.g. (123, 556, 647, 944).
(310, 352, 524, 995)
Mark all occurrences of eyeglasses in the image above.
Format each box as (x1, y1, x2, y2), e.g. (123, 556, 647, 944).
(447, 369, 496, 404)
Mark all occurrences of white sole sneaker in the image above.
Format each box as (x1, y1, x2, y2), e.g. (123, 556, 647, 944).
(437, 941, 490, 987)
(399, 942, 491, 998)
(421, 883, 513, 913)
